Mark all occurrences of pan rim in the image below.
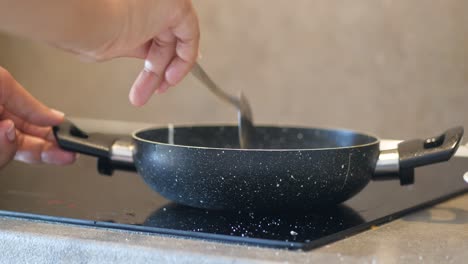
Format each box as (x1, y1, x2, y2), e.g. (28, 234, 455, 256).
(131, 124, 380, 151)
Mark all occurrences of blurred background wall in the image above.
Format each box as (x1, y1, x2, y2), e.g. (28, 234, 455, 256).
(0, 0, 467, 139)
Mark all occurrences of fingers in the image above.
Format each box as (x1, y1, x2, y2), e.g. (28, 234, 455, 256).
(128, 3, 200, 106)
(129, 31, 176, 106)
(1, 109, 54, 141)
(0, 119, 18, 169)
(14, 129, 76, 165)
(0, 67, 64, 126)
(0, 113, 76, 166)
(164, 5, 200, 86)
(0, 68, 74, 167)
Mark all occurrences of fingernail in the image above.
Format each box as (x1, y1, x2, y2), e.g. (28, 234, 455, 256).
(42, 151, 77, 165)
(6, 122, 15, 142)
(144, 60, 156, 72)
(50, 109, 65, 118)
(40, 152, 51, 164)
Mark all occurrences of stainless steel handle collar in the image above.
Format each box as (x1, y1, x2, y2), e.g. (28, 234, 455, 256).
(374, 149, 400, 175)
(110, 139, 135, 164)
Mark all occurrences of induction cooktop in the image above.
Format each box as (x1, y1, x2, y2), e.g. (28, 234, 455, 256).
(0, 149, 466, 250)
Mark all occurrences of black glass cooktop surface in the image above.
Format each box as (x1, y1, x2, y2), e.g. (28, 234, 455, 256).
(0, 155, 466, 250)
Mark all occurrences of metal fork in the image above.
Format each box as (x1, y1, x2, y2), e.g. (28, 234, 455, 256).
(191, 62, 255, 149)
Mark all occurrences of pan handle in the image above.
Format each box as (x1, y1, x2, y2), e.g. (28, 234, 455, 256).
(374, 126, 464, 185)
(53, 119, 137, 175)
(53, 119, 116, 158)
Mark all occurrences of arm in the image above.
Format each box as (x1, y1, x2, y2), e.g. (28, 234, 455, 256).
(0, 0, 121, 54)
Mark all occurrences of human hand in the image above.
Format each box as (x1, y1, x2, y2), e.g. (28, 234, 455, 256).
(56, 0, 200, 106)
(0, 67, 76, 169)
(0, 0, 199, 106)
(123, 0, 200, 106)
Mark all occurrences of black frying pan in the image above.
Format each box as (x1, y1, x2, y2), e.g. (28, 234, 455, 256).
(53, 120, 463, 211)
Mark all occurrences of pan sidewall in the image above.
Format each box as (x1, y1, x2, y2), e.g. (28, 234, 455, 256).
(133, 139, 379, 211)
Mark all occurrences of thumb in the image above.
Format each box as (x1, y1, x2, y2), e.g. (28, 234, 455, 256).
(0, 119, 18, 169)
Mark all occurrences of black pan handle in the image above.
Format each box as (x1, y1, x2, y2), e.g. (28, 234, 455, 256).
(53, 119, 137, 175)
(53, 119, 117, 158)
(398, 126, 464, 168)
(374, 126, 464, 185)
